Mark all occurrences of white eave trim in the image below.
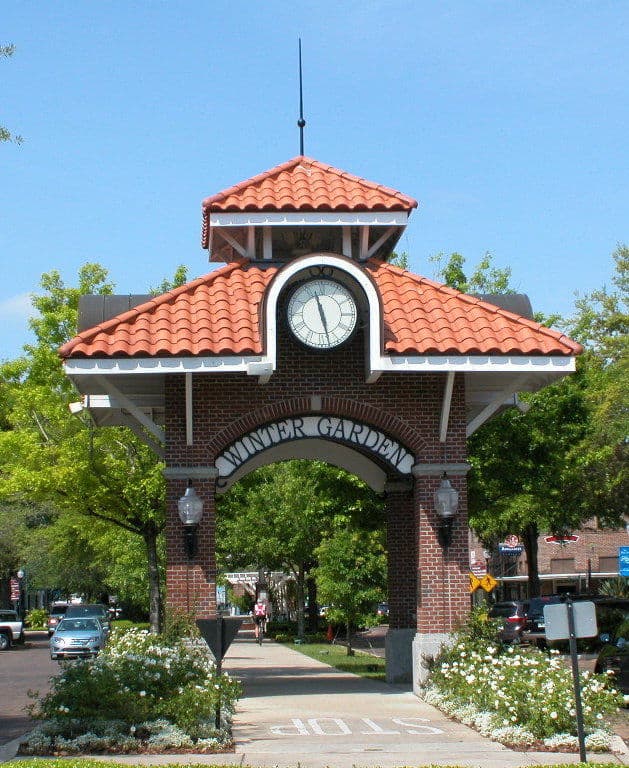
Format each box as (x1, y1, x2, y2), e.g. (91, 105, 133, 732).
(378, 355, 577, 373)
(209, 211, 409, 227)
(64, 353, 577, 378)
(64, 356, 265, 375)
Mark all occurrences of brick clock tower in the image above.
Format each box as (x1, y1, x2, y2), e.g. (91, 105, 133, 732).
(60, 156, 581, 690)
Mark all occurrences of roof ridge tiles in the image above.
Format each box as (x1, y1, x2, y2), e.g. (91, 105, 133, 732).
(202, 156, 418, 211)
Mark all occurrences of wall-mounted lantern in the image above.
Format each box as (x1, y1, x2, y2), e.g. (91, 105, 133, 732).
(434, 473, 459, 548)
(178, 482, 204, 558)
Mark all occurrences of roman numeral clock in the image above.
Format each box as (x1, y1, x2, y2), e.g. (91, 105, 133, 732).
(287, 278, 358, 349)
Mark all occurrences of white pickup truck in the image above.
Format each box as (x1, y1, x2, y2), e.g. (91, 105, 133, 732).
(0, 609, 25, 650)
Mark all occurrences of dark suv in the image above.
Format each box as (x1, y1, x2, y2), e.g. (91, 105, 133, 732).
(489, 600, 529, 643)
(525, 595, 563, 645)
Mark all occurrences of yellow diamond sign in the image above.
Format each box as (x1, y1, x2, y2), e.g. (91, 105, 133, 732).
(469, 573, 481, 593)
(480, 574, 498, 593)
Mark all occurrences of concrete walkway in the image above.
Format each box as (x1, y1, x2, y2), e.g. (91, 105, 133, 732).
(90, 632, 628, 768)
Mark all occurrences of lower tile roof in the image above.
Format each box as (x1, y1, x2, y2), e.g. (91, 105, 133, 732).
(59, 260, 581, 359)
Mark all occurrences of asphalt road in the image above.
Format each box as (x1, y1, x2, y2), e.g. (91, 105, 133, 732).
(0, 630, 58, 745)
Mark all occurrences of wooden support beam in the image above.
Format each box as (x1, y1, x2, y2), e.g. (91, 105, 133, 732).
(439, 372, 455, 443)
(185, 372, 193, 446)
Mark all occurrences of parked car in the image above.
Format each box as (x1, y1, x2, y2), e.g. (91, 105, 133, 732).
(47, 602, 69, 636)
(489, 600, 529, 643)
(65, 603, 111, 634)
(524, 595, 563, 644)
(376, 602, 389, 618)
(0, 609, 25, 650)
(595, 636, 628, 705)
(49, 617, 106, 660)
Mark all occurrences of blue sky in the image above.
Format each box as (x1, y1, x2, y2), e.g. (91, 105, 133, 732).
(2, 2, 627, 361)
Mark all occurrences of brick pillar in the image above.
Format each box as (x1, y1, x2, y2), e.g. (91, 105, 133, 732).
(385, 485, 416, 629)
(385, 482, 417, 683)
(165, 475, 217, 618)
(411, 462, 471, 692)
(415, 473, 469, 632)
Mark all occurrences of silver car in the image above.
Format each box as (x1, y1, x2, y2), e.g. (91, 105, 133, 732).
(49, 617, 106, 660)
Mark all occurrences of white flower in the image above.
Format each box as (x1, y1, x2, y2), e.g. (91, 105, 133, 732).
(139, 690, 146, 697)
(550, 711, 557, 719)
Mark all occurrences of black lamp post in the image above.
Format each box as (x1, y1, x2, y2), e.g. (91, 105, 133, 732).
(434, 474, 459, 548)
(178, 483, 204, 558)
(16, 568, 27, 620)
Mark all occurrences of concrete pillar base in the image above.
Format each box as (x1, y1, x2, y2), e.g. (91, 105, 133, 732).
(385, 627, 415, 684)
(412, 632, 452, 695)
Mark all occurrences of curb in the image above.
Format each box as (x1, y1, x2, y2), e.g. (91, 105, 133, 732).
(0, 735, 24, 764)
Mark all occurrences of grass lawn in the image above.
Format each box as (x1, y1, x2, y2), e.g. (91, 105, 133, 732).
(288, 640, 386, 680)
(9, 761, 622, 768)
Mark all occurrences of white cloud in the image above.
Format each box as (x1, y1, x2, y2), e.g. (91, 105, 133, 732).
(0, 293, 33, 320)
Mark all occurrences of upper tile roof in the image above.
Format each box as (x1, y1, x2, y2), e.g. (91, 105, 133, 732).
(201, 156, 418, 248)
(60, 260, 581, 359)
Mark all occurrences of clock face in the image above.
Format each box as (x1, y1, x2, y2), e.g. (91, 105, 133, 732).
(287, 279, 357, 349)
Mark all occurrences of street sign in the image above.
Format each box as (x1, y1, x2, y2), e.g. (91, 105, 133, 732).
(470, 560, 487, 576)
(620, 546, 629, 577)
(543, 597, 595, 762)
(479, 574, 498, 593)
(544, 601, 597, 641)
(544, 534, 580, 544)
(10, 578, 20, 601)
(469, 573, 481, 593)
(196, 617, 243, 664)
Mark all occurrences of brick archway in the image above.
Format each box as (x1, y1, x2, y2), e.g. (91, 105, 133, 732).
(208, 396, 427, 457)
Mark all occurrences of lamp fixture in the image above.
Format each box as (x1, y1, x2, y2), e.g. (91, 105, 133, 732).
(178, 482, 204, 558)
(434, 473, 459, 548)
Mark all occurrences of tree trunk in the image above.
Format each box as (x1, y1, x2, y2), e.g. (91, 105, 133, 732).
(144, 524, 162, 633)
(345, 620, 354, 656)
(523, 522, 541, 598)
(296, 566, 305, 640)
(306, 573, 319, 633)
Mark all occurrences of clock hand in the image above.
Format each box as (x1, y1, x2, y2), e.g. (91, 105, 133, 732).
(315, 295, 331, 342)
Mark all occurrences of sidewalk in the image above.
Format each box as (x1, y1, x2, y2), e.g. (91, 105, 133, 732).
(90, 632, 628, 768)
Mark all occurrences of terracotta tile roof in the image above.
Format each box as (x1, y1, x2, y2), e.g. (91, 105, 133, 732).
(201, 156, 418, 248)
(60, 261, 274, 358)
(368, 261, 582, 356)
(60, 260, 581, 360)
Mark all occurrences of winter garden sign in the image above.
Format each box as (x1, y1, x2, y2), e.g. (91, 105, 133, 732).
(215, 416, 414, 480)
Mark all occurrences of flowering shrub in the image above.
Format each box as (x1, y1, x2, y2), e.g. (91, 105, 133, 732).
(23, 627, 241, 754)
(422, 611, 623, 749)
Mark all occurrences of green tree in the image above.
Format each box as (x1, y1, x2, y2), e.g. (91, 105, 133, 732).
(150, 265, 189, 295)
(315, 527, 386, 654)
(432, 251, 594, 596)
(430, 251, 514, 294)
(468, 373, 590, 597)
(217, 460, 384, 638)
(0, 265, 166, 629)
(1, 45, 23, 144)
(563, 245, 628, 522)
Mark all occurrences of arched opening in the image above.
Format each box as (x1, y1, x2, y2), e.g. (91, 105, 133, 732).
(215, 456, 393, 659)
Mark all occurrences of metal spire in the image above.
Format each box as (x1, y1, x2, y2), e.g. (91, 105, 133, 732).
(297, 38, 306, 155)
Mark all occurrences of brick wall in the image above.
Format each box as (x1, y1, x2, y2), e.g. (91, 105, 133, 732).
(165, 325, 470, 631)
(537, 527, 627, 574)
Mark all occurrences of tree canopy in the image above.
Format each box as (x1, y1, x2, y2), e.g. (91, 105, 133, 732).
(0, 264, 165, 628)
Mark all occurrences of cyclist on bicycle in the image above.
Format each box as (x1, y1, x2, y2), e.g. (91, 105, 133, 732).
(253, 598, 267, 643)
